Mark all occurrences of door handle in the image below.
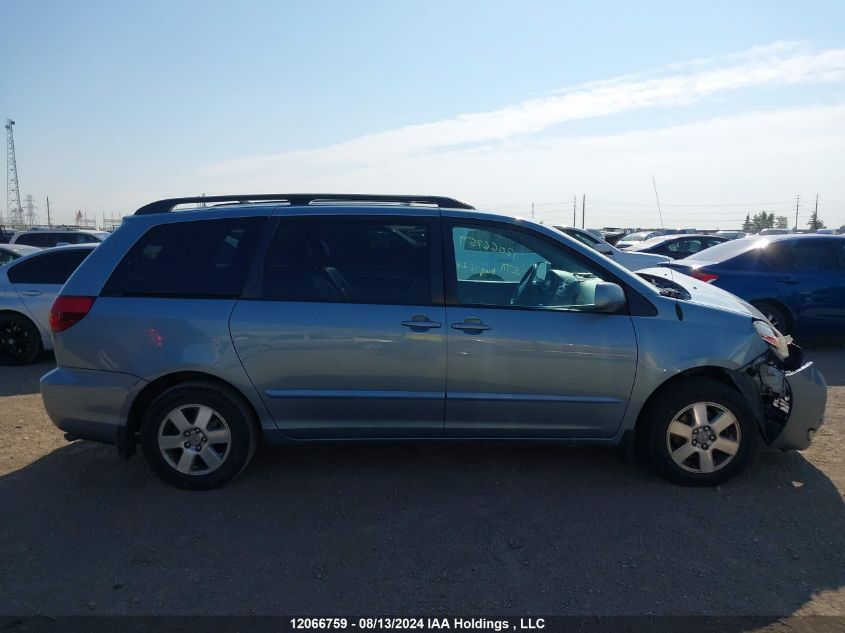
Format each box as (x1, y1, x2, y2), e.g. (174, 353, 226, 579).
(401, 316, 442, 330)
(451, 319, 492, 333)
(777, 276, 800, 285)
(19, 290, 44, 297)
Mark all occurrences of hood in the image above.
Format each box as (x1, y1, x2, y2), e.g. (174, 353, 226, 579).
(636, 266, 766, 320)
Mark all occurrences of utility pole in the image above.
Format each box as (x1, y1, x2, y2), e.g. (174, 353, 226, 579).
(572, 195, 577, 226)
(531, 202, 535, 220)
(794, 195, 800, 231)
(581, 194, 585, 229)
(46, 196, 52, 227)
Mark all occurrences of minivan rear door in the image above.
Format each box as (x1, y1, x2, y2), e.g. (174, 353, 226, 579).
(230, 212, 447, 439)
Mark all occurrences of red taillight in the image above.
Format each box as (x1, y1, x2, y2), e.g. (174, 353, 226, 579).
(690, 269, 719, 283)
(49, 296, 96, 333)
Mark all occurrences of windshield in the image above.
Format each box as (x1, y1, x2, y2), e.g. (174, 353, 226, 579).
(562, 229, 600, 247)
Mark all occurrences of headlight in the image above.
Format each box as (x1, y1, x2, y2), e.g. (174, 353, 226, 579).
(754, 320, 779, 346)
(754, 319, 791, 360)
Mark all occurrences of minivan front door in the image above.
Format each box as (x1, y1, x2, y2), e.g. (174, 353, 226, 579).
(230, 214, 446, 439)
(444, 220, 638, 438)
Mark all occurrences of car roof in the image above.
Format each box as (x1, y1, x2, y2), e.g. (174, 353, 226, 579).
(750, 233, 844, 242)
(643, 233, 721, 243)
(6, 243, 97, 263)
(14, 227, 102, 234)
(0, 244, 41, 254)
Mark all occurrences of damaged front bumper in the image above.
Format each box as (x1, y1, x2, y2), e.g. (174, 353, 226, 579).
(769, 361, 827, 450)
(733, 347, 827, 451)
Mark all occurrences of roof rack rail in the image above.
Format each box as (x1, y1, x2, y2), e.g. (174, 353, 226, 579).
(134, 193, 474, 215)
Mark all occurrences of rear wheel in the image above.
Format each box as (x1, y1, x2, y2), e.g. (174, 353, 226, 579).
(645, 378, 756, 486)
(752, 301, 790, 334)
(140, 381, 258, 490)
(0, 313, 42, 366)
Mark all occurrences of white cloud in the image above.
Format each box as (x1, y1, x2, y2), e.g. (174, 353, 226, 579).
(124, 43, 844, 229)
(177, 104, 845, 229)
(195, 42, 845, 179)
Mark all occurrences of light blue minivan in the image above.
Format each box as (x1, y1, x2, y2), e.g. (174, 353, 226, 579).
(41, 194, 827, 489)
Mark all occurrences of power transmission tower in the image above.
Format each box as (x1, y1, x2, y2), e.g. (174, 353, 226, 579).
(794, 195, 800, 231)
(5, 119, 23, 226)
(23, 194, 38, 227)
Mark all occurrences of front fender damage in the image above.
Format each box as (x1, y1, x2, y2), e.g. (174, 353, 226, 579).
(728, 344, 827, 450)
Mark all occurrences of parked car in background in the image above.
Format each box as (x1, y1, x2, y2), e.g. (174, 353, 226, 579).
(616, 230, 663, 249)
(659, 234, 845, 335)
(0, 244, 41, 266)
(0, 227, 14, 244)
(815, 228, 836, 235)
(0, 244, 96, 365)
(10, 227, 109, 248)
(626, 234, 729, 260)
(716, 230, 747, 240)
(759, 228, 791, 236)
(40, 193, 826, 490)
(601, 230, 628, 246)
(554, 226, 671, 271)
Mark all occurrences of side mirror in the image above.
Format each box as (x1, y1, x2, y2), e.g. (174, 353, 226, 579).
(593, 282, 627, 313)
(594, 242, 613, 255)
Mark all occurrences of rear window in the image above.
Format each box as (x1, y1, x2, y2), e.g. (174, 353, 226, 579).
(7, 249, 92, 284)
(680, 237, 760, 262)
(102, 217, 263, 298)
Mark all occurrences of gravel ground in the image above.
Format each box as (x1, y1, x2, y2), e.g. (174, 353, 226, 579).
(0, 343, 843, 622)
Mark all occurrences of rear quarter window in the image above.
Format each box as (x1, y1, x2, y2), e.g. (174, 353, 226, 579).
(14, 233, 47, 247)
(102, 217, 263, 298)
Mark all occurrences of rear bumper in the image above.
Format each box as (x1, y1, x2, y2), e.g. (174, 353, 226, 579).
(771, 362, 827, 450)
(41, 367, 146, 446)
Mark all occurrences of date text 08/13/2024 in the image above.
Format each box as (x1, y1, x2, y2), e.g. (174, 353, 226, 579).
(289, 618, 547, 631)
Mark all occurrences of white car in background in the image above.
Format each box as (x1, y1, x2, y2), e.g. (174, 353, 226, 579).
(0, 244, 41, 266)
(10, 227, 109, 248)
(616, 230, 664, 250)
(0, 244, 96, 365)
(554, 226, 671, 271)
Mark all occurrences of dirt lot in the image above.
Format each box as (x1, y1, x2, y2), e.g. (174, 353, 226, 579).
(1, 343, 843, 621)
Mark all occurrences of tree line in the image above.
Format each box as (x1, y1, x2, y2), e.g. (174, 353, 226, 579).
(741, 210, 825, 232)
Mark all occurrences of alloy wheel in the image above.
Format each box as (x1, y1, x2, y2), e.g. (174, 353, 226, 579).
(158, 404, 232, 475)
(0, 319, 33, 363)
(665, 402, 741, 474)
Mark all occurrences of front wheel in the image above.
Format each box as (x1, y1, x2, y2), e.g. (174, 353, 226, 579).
(645, 378, 757, 486)
(140, 381, 258, 490)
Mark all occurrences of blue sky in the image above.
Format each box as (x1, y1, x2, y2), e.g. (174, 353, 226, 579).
(2, 0, 845, 228)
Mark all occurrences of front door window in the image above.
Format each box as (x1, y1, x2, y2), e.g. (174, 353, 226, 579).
(451, 225, 611, 310)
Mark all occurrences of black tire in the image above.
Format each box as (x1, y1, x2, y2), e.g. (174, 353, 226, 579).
(0, 312, 42, 366)
(644, 378, 757, 486)
(140, 381, 258, 490)
(752, 301, 790, 334)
